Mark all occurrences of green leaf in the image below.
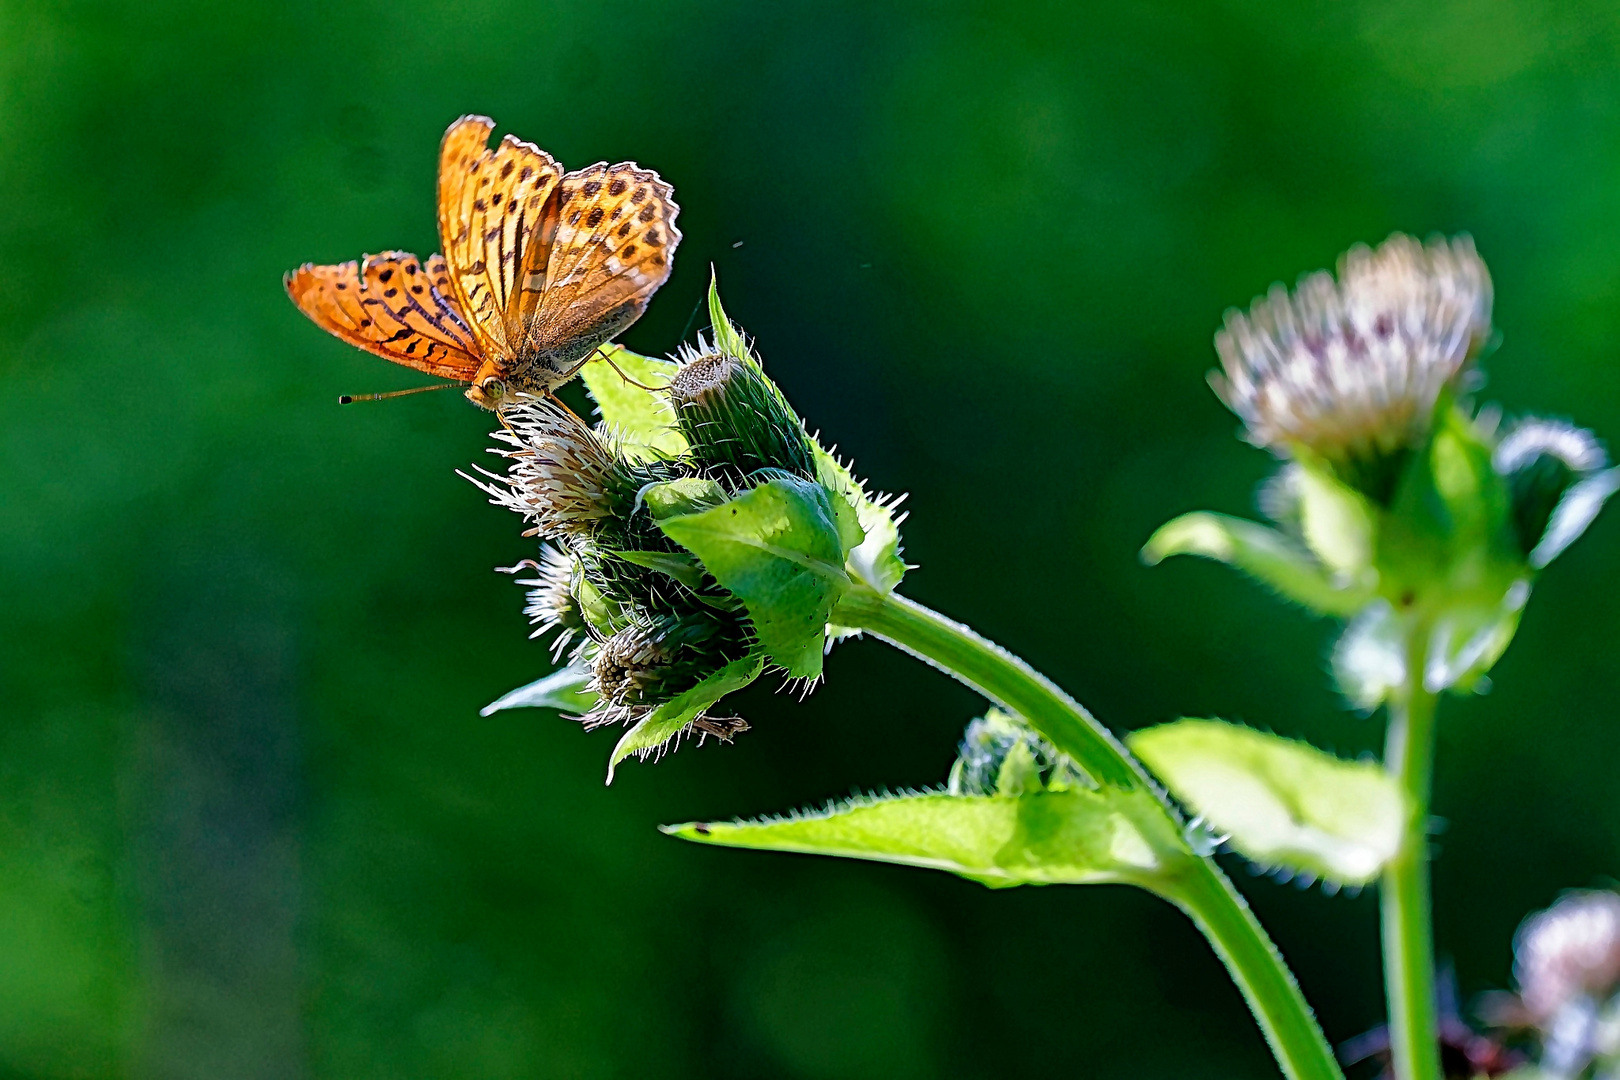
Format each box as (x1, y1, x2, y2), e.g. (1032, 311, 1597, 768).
(814, 445, 907, 594)
(612, 549, 706, 590)
(1129, 719, 1406, 886)
(581, 345, 686, 461)
(607, 654, 764, 783)
(481, 665, 596, 716)
(662, 786, 1180, 889)
(638, 476, 728, 520)
(707, 270, 752, 361)
(657, 475, 849, 678)
(1142, 511, 1368, 616)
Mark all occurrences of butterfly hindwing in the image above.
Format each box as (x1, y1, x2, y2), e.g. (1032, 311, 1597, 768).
(524, 161, 681, 359)
(284, 252, 481, 379)
(437, 115, 563, 362)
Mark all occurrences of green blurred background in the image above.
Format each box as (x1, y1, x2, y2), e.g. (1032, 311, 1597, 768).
(3, 0, 1619, 1075)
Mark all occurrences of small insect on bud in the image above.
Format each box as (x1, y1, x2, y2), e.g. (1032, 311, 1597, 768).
(464, 395, 663, 543)
(1211, 234, 1493, 502)
(666, 340, 817, 482)
(1514, 890, 1620, 1025)
(1494, 419, 1611, 567)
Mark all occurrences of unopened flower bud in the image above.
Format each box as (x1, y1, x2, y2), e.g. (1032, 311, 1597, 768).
(1212, 234, 1492, 502)
(667, 340, 816, 482)
(948, 709, 1089, 796)
(1494, 419, 1609, 564)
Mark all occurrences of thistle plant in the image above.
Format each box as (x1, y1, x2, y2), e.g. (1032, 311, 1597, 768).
(469, 239, 1616, 1079)
(1145, 233, 1619, 1079)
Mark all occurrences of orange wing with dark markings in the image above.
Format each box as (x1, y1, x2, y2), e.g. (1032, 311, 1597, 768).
(524, 161, 681, 357)
(436, 115, 563, 362)
(284, 252, 482, 380)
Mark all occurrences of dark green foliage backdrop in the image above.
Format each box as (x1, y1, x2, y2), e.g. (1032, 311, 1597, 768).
(3, 1, 1618, 1076)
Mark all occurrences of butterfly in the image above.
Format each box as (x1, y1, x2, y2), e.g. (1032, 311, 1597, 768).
(285, 115, 681, 410)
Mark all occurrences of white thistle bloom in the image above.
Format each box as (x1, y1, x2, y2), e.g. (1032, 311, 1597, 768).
(463, 395, 626, 540)
(1515, 890, 1620, 1023)
(1211, 234, 1493, 484)
(520, 544, 583, 661)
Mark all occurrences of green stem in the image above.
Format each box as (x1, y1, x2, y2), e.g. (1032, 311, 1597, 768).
(1167, 859, 1342, 1080)
(1381, 631, 1442, 1080)
(832, 584, 1343, 1080)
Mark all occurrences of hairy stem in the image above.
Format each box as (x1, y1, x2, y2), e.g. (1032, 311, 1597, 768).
(831, 584, 1343, 1080)
(1381, 630, 1442, 1080)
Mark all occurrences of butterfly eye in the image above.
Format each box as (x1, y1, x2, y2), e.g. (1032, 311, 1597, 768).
(481, 377, 506, 399)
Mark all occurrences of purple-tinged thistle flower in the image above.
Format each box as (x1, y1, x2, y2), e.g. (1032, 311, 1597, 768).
(1212, 234, 1492, 500)
(1515, 890, 1620, 1025)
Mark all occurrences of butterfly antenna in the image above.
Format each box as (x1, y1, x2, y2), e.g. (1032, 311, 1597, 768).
(677, 292, 706, 345)
(339, 382, 465, 404)
(588, 345, 667, 392)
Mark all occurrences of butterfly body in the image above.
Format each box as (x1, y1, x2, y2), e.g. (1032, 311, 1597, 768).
(286, 116, 680, 410)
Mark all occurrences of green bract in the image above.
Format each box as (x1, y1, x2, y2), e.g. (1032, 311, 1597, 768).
(814, 446, 908, 594)
(608, 654, 764, 783)
(481, 664, 597, 716)
(1129, 719, 1407, 887)
(655, 475, 848, 679)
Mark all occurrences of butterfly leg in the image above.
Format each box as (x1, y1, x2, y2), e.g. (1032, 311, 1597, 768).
(575, 344, 668, 392)
(540, 390, 592, 429)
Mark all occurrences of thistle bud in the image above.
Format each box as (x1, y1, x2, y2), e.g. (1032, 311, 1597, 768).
(585, 614, 739, 726)
(1494, 419, 1613, 568)
(1212, 234, 1492, 502)
(666, 339, 816, 482)
(947, 709, 1090, 796)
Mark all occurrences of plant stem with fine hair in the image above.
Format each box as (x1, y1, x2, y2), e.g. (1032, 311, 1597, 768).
(831, 583, 1344, 1080)
(1381, 628, 1443, 1080)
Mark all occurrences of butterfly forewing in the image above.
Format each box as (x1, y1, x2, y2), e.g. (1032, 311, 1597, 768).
(525, 161, 681, 359)
(288, 116, 680, 407)
(436, 115, 563, 363)
(284, 252, 482, 379)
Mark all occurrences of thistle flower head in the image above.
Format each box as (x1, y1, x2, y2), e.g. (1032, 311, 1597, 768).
(1212, 234, 1492, 498)
(520, 544, 586, 661)
(478, 282, 909, 775)
(465, 396, 633, 540)
(1514, 890, 1620, 1023)
(666, 345, 742, 410)
(583, 612, 738, 726)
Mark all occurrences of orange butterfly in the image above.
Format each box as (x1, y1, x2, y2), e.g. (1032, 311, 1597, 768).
(285, 115, 681, 410)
